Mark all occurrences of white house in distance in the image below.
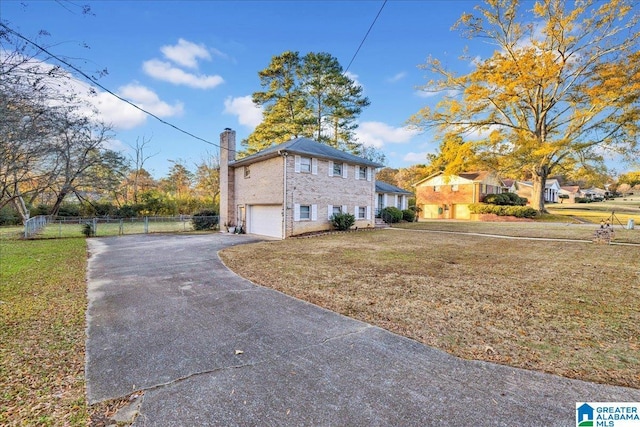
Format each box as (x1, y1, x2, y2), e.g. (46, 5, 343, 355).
(219, 129, 383, 239)
(508, 179, 561, 203)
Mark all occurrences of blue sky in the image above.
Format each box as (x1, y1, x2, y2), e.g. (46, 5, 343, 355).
(3, 1, 501, 178)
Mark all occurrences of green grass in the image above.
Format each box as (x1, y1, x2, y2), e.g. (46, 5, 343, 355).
(0, 238, 89, 425)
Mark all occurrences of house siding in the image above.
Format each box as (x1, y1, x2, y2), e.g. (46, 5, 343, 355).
(285, 157, 375, 237)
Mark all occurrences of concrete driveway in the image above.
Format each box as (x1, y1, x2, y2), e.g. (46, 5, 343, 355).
(85, 233, 640, 426)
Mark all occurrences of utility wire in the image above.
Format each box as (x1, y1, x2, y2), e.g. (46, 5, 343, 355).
(0, 23, 223, 150)
(345, 0, 387, 73)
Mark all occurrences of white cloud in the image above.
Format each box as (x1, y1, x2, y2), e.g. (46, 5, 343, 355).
(90, 83, 183, 130)
(223, 96, 263, 128)
(403, 151, 430, 162)
(143, 59, 224, 89)
(345, 71, 363, 89)
(160, 38, 211, 69)
(355, 121, 420, 148)
(387, 72, 407, 83)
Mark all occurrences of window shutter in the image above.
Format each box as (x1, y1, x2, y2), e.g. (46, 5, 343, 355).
(294, 204, 300, 221)
(311, 204, 317, 221)
(366, 206, 371, 220)
(294, 155, 301, 173)
(354, 205, 359, 218)
(342, 205, 347, 213)
(367, 167, 372, 182)
(342, 163, 347, 178)
(311, 158, 318, 175)
(355, 167, 360, 180)
(327, 205, 333, 220)
(328, 161, 334, 177)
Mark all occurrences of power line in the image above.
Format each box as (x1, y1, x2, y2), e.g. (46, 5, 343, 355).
(345, 0, 388, 73)
(0, 23, 223, 150)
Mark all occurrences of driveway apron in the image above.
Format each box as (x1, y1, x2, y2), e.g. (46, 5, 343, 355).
(85, 233, 640, 426)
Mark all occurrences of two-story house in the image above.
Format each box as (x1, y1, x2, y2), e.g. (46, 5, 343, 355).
(219, 128, 383, 239)
(414, 171, 505, 220)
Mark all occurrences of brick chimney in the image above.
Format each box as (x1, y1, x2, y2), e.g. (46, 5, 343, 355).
(219, 128, 236, 228)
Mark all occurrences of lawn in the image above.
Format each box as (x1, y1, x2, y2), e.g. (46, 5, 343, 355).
(219, 227, 640, 389)
(0, 238, 89, 425)
(547, 197, 640, 225)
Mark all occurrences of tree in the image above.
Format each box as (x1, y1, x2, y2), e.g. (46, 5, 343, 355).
(193, 154, 220, 206)
(410, 0, 640, 212)
(47, 114, 117, 216)
(245, 51, 372, 156)
(127, 135, 158, 204)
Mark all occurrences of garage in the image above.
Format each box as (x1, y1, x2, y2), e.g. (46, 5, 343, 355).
(452, 204, 471, 219)
(248, 205, 283, 239)
(421, 204, 440, 219)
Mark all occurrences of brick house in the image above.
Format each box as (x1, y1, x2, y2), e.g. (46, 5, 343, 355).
(414, 171, 505, 220)
(219, 128, 383, 239)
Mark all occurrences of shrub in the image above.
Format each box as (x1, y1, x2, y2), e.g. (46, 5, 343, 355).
(380, 206, 403, 223)
(575, 197, 591, 203)
(0, 206, 20, 226)
(469, 203, 538, 218)
(402, 209, 415, 222)
(82, 222, 95, 237)
(483, 192, 527, 206)
(330, 212, 356, 231)
(191, 209, 219, 230)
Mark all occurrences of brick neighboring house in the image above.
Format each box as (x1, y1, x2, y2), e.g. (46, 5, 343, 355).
(375, 181, 412, 214)
(414, 171, 505, 220)
(219, 129, 383, 239)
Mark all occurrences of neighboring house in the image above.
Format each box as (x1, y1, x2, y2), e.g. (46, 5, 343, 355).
(558, 186, 582, 203)
(219, 129, 383, 239)
(375, 181, 413, 214)
(583, 187, 608, 200)
(510, 179, 561, 203)
(414, 171, 505, 220)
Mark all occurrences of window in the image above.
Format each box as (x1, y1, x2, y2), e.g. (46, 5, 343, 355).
(358, 166, 367, 180)
(358, 206, 366, 219)
(434, 186, 441, 192)
(294, 204, 317, 221)
(299, 205, 311, 220)
(300, 156, 311, 173)
(333, 205, 342, 216)
(452, 184, 459, 192)
(333, 162, 343, 176)
(244, 166, 250, 178)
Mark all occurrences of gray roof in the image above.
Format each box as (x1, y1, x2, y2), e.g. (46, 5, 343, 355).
(375, 181, 413, 195)
(231, 137, 384, 168)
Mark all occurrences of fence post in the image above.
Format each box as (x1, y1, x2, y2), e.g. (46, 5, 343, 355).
(119, 219, 124, 235)
(144, 216, 149, 234)
(93, 218, 98, 236)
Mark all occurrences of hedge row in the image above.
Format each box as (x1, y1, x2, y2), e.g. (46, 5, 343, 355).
(469, 203, 538, 218)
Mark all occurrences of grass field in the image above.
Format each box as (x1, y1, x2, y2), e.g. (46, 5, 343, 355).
(547, 197, 640, 225)
(220, 226, 640, 389)
(0, 238, 89, 426)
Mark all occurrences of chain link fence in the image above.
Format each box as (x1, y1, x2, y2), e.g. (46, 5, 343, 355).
(21, 215, 219, 239)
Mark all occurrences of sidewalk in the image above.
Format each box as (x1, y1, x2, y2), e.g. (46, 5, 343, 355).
(85, 233, 640, 426)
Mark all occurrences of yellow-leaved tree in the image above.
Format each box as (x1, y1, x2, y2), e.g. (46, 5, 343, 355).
(410, 0, 640, 212)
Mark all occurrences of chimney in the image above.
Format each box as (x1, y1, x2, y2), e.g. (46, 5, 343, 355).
(219, 128, 236, 228)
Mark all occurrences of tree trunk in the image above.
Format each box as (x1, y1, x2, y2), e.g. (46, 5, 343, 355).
(531, 169, 549, 213)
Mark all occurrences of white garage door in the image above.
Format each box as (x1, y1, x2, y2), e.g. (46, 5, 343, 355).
(249, 205, 283, 238)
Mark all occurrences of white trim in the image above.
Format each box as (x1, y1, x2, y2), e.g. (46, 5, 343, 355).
(311, 204, 317, 221)
(294, 204, 300, 221)
(355, 205, 359, 218)
(366, 205, 371, 220)
(342, 163, 348, 178)
(367, 167, 372, 182)
(328, 161, 334, 177)
(311, 158, 318, 175)
(327, 204, 333, 220)
(342, 204, 347, 213)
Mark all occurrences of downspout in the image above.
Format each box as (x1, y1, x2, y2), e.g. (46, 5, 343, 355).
(279, 150, 288, 239)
